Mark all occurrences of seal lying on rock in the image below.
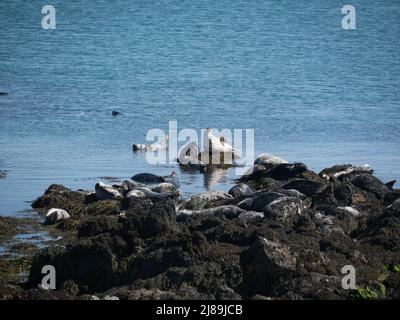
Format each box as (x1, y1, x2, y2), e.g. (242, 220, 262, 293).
(350, 173, 390, 200)
(241, 164, 267, 176)
(270, 188, 306, 200)
(238, 192, 286, 212)
(131, 173, 165, 184)
(228, 183, 255, 198)
(254, 153, 288, 168)
(125, 189, 147, 200)
(152, 183, 177, 193)
(319, 164, 373, 180)
(180, 191, 233, 211)
(124, 186, 179, 206)
(238, 211, 264, 223)
(131, 171, 180, 188)
(178, 205, 244, 219)
(240, 162, 308, 182)
(263, 197, 303, 223)
(387, 197, 400, 210)
(95, 182, 122, 200)
(134, 187, 180, 202)
(121, 180, 144, 192)
(45, 208, 70, 225)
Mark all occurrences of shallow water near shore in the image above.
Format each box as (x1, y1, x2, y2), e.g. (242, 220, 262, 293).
(1, 0, 400, 217)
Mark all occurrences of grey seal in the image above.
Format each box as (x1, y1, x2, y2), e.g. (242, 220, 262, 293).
(95, 182, 122, 200)
(131, 171, 180, 188)
(45, 208, 70, 225)
(127, 186, 180, 202)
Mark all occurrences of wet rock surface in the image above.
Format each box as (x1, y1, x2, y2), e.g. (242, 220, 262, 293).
(1, 160, 400, 300)
(0, 217, 17, 243)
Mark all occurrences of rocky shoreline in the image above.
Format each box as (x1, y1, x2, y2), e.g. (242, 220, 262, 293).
(0, 157, 400, 300)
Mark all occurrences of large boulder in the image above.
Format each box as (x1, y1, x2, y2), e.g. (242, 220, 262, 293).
(28, 242, 119, 292)
(240, 237, 297, 296)
(78, 216, 122, 238)
(124, 200, 177, 239)
(31, 184, 87, 217)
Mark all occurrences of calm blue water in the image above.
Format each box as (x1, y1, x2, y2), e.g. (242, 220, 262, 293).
(1, 0, 399, 216)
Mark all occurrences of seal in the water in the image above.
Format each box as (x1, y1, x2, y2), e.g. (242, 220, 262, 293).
(0, 170, 7, 179)
(200, 128, 241, 164)
(0, 92, 8, 96)
(112, 111, 121, 116)
(132, 144, 147, 151)
(132, 135, 169, 152)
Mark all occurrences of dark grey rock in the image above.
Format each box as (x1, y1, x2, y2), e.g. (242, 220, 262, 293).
(240, 237, 297, 296)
